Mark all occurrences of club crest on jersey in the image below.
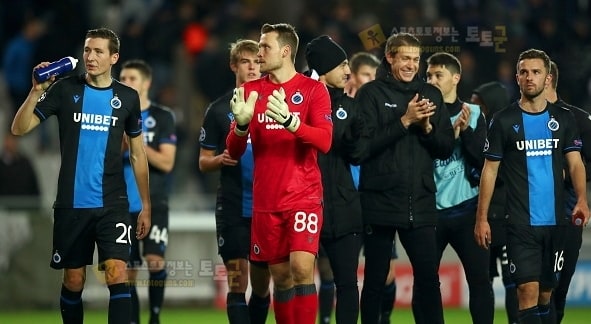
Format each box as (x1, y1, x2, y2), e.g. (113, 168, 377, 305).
(38, 91, 47, 102)
(111, 95, 121, 109)
(199, 127, 206, 142)
(547, 117, 559, 131)
(336, 107, 347, 120)
(145, 116, 156, 128)
(291, 91, 303, 105)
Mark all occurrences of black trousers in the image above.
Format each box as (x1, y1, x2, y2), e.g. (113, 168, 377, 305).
(321, 233, 363, 324)
(436, 212, 494, 324)
(360, 224, 443, 324)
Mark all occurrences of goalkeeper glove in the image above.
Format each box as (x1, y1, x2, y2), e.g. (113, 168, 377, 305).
(265, 88, 300, 132)
(230, 87, 258, 135)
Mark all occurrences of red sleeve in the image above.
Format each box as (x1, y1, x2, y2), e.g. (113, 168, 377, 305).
(225, 121, 248, 159)
(293, 83, 333, 153)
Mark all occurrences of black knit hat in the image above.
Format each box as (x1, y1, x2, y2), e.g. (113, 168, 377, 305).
(305, 35, 347, 76)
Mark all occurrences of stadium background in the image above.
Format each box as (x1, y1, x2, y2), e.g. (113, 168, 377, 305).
(1, 0, 590, 318)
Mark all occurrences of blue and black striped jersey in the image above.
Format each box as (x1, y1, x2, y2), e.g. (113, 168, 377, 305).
(200, 90, 254, 226)
(484, 102, 581, 225)
(34, 74, 142, 208)
(124, 102, 177, 212)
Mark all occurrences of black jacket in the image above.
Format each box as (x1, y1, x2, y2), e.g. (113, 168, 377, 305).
(351, 68, 454, 228)
(318, 86, 363, 239)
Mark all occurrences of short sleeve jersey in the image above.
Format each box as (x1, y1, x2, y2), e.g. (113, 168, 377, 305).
(237, 73, 332, 212)
(484, 102, 581, 225)
(34, 75, 142, 208)
(200, 90, 254, 222)
(124, 102, 177, 212)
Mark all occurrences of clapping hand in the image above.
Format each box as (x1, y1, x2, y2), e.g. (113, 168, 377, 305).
(230, 87, 258, 135)
(265, 88, 301, 132)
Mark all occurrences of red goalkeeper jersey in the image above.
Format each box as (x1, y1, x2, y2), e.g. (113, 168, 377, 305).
(226, 73, 333, 212)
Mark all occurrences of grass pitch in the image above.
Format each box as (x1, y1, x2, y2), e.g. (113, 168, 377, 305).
(1, 307, 590, 323)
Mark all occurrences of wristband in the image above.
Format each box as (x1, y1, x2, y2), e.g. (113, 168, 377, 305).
(281, 115, 293, 128)
(236, 123, 249, 131)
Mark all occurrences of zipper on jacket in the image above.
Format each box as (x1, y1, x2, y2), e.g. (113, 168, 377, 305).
(408, 135, 414, 223)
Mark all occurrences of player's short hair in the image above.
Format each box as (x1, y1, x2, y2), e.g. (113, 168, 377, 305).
(261, 23, 299, 63)
(229, 39, 259, 66)
(549, 60, 559, 90)
(121, 59, 152, 80)
(349, 52, 380, 74)
(426, 52, 462, 75)
(385, 32, 421, 57)
(86, 27, 120, 54)
(516, 48, 550, 74)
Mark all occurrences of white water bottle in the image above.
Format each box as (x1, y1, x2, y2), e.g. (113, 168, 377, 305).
(34, 56, 78, 83)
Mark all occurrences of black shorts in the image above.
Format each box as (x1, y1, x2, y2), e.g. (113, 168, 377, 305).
(506, 224, 566, 288)
(51, 207, 131, 269)
(129, 206, 169, 267)
(217, 217, 251, 263)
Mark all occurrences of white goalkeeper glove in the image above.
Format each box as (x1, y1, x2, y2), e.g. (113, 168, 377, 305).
(230, 87, 258, 136)
(265, 88, 300, 132)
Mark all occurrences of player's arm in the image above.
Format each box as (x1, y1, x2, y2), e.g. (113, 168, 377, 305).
(226, 123, 249, 159)
(129, 133, 152, 239)
(565, 151, 589, 225)
(145, 143, 176, 173)
(475, 159, 500, 249)
(199, 148, 238, 172)
(226, 87, 256, 159)
(460, 111, 487, 169)
(265, 87, 333, 153)
(11, 62, 54, 135)
(291, 89, 333, 153)
(291, 116, 333, 153)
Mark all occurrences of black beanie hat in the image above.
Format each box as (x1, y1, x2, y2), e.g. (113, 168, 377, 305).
(305, 35, 347, 76)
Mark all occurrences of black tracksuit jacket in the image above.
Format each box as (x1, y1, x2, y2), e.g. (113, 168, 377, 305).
(318, 86, 363, 239)
(350, 71, 455, 228)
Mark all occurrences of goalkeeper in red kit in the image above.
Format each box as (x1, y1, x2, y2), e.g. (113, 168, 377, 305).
(226, 23, 332, 324)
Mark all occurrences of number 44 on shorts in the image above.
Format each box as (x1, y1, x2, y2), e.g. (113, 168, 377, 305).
(149, 225, 169, 245)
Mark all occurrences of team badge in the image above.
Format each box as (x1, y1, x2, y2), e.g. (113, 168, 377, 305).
(336, 107, 347, 120)
(253, 244, 260, 255)
(110, 95, 122, 109)
(483, 139, 490, 152)
(547, 116, 559, 131)
(145, 116, 156, 128)
(218, 236, 225, 247)
(199, 127, 206, 142)
(38, 92, 47, 102)
(53, 251, 62, 263)
(509, 261, 516, 274)
(291, 91, 303, 105)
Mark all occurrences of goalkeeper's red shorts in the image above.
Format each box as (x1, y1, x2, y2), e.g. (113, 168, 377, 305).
(250, 205, 323, 264)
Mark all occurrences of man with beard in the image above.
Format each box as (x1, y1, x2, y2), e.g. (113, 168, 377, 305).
(475, 49, 589, 324)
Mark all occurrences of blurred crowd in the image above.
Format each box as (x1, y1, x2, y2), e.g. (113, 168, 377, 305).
(1, 0, 591, 204)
